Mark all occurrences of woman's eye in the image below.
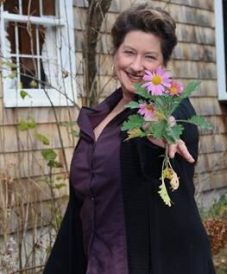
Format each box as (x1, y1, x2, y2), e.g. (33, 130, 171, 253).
(124, 50, 134, 55)
(146, 55, 155, 60)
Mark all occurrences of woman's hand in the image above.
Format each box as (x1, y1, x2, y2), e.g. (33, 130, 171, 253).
(147, 115, 195, 163)
(148, 137, 195, 163)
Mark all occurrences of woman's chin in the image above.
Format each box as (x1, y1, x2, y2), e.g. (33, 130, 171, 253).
(121, 86, 137, 99)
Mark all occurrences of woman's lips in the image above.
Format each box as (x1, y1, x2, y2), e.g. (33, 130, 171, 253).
(126, 72, 143, 82)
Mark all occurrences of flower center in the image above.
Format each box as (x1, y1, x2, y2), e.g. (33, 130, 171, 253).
(145, 104, 155, 112)
(151, 75, 162, 85)
(170, 86, 177, 94)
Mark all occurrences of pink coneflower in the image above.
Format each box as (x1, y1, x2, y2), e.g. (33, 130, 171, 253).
(142, 67, 171, 95)
(138, 102, 156, 121)
(166, 81, 184, 96)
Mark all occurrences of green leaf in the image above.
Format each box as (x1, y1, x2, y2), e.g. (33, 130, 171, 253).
(47, 160, 63, 168)
(148, 120, 167, 139)
(155, 96, 174, 115)
(181, 81, 201, 99)
(54, 183, 66, 190)
(18, 119, 36, 131)
(70, 130, 79, 137)
(125, 101, 140, 109)
(164, 124, 184, 144)
(121, 114, 144, 131)
(145, 121, 184, 144)
(20, 90, 30, 99)
(134, 83, 154, 100)
(188, 115, 213, 129)
(41, 149, 57, 162)
(35, 132, 50, 145)
(153, 96, 166, 108)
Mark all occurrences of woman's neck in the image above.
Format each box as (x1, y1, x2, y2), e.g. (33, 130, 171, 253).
(121, 91, 135, 104)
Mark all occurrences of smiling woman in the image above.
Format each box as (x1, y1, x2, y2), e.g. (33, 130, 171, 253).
(43, 4, 216, 274)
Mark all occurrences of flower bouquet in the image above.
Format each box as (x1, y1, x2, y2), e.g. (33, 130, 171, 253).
(121, 67, 212, 207)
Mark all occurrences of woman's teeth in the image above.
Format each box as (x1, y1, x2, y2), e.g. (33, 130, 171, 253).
(127, 73, 142, 81)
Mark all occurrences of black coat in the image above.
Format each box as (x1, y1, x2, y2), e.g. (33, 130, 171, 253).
(43, 98, 216, 274)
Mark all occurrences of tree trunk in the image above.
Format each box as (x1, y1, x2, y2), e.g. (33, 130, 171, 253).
(83, 0, 112, 107)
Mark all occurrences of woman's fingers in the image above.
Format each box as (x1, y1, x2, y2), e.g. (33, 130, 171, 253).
(169, 140, 195, 163)
(148, 137, 195, 163)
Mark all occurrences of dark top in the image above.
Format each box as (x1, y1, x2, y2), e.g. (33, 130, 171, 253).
(70, 88, 129, 274)
(43, 89, 216, 274)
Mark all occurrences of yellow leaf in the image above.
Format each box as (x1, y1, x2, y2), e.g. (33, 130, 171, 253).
(30, 80, 38, 88)
(169, 171, 179, 191)
(126, 128, 143, 140)
(155, 110, 166, 120)
(162, 167, 173, 180)
(158, 182, 172, 207)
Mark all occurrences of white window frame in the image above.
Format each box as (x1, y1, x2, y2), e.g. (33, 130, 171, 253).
(215, 0, 227, 101)
(0, 0, 77, 107)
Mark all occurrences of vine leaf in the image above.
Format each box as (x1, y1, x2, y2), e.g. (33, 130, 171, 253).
(35, 132, 50, 145)
(20, 90, 31, 99)
(18, 119, 36, 131)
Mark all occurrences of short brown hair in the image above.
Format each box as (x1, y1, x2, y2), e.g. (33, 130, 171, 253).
(111, 4, 177, 65)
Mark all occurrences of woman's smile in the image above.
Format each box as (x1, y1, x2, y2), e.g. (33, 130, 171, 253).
(125, 71, 143, 82)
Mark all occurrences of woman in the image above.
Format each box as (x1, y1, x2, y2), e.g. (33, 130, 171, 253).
(44, 4, 215, 274)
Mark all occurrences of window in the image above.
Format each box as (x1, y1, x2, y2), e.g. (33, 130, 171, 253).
(215, 0, 227, 101)
(0, 0, 76, 107)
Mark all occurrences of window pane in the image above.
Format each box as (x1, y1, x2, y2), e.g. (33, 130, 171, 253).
(6, 23, 45, 56)
(18, 23, 37, 55)
(6, 22, 16, 54)
(20, 57, 46, 88)
(4, 0, 56, 17)
(43, 0, 55, 16)
(6, 23, 51, 89)
(17, 23, 46, 55)
(3, 1, 61, 93)
(41, 26, 58, 88)
(22, 0, 40, 16)
(4, 0, 19, 14)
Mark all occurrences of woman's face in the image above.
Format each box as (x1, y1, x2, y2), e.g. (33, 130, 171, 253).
(113, 30, 164, 99)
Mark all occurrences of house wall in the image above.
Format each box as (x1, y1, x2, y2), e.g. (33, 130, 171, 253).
(0, 0, 226, 211)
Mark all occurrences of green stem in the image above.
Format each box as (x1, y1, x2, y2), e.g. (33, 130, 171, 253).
(176, 119, 198, 125)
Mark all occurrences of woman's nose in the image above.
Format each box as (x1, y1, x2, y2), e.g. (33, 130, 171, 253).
(130, 55, 144, 72)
